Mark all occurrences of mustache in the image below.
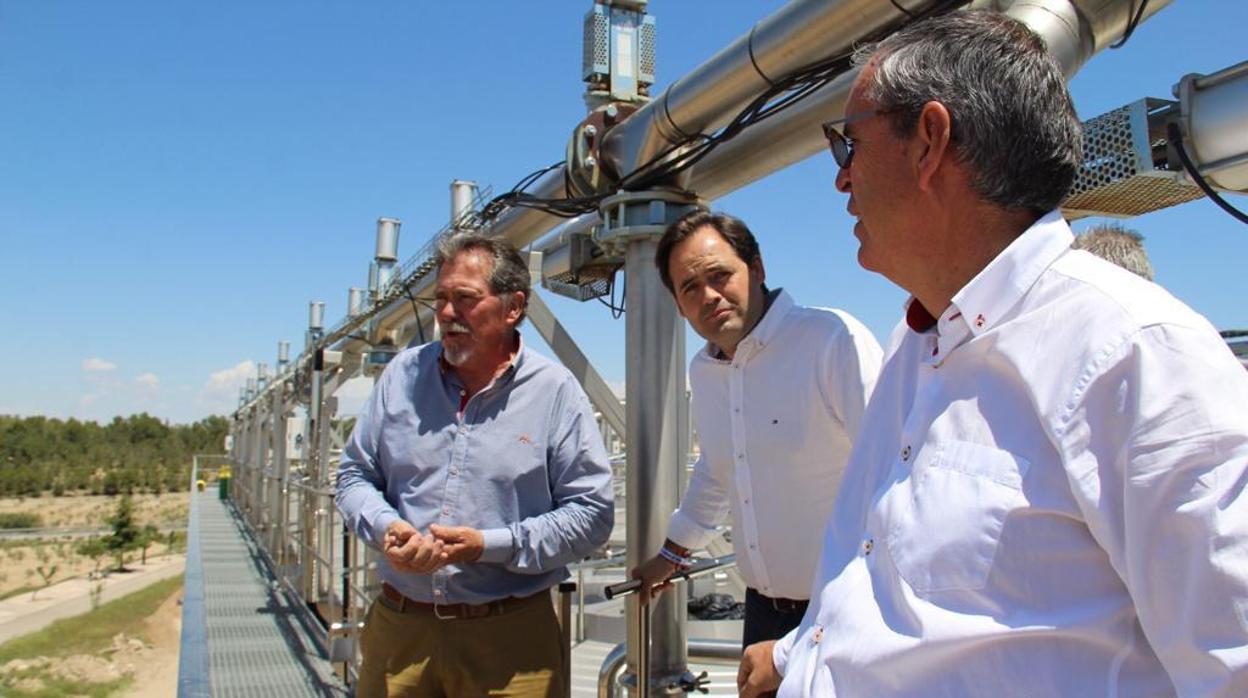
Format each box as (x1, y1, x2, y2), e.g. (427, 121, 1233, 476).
(442, 321, 471, 334)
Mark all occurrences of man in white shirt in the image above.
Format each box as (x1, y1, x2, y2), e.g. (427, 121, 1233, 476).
(630, 209, 882, 651)
(738, 10, 1248, 698)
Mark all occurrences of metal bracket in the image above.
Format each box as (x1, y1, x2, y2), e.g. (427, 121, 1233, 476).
(596, 188, 704, 258)
(674, 670, 710, 694)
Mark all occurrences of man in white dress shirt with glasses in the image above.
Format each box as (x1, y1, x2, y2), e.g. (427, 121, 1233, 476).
(737, 10, 1248, 698)
(630, 209, 882, 658)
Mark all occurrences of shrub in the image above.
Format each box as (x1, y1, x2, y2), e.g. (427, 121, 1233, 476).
(0, 512, 41, 529)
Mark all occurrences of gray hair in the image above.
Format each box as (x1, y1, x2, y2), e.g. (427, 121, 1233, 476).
(433, 232, 531, 325)
(853, 10, 1082, 216)
(1072, 223, 1154, 281)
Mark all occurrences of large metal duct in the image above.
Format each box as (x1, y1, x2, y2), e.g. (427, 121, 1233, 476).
(352, 0, 1176, 358)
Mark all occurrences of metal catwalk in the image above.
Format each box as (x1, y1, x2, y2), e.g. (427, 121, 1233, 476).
(183, 490, 348, 698)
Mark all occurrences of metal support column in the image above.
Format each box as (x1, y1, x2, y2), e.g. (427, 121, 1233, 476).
(603, 189, 699, 696)
(251, 404, 267, 525)
(303, 354, 325, 600)
(269, 384, 289, 558)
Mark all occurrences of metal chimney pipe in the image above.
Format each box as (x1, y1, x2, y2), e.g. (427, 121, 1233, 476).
(309, 301, 325, 331)
(451, 180, 480, 229)
(277, 341, 290, 367)
(375, 217, 401, 262)
(375, 218, 401, 293)
(348, 287, 366, 317)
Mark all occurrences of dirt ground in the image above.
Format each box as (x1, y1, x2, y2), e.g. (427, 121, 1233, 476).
(0, 492, 190, 529)
(119, 582, 182, 698)
(0, 493, 189, 598)
(0, 572, 184, 696)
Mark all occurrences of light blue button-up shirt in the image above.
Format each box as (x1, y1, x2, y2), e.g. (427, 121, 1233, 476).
(335, 338, 614, 604)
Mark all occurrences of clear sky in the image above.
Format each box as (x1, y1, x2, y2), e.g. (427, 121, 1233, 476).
(2, 0, 1245, 424)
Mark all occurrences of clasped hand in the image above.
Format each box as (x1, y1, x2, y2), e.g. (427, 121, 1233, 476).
(383, 521, 485, 574)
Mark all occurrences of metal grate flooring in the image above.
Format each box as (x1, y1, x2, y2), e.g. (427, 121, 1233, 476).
(197, 493, 348, 697)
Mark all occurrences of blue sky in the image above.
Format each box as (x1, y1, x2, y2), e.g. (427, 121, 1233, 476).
(1, 1, 1245, 424)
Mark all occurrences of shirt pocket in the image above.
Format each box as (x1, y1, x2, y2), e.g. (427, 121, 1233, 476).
(884, 440, 1030, 593)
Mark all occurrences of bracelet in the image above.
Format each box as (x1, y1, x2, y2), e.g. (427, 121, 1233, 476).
(659, 545, 692, 569)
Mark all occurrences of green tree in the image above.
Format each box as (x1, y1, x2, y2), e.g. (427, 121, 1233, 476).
(77, 537, 108, 577)
(137, 524, 161, 565)
(105, 495, 142, 571)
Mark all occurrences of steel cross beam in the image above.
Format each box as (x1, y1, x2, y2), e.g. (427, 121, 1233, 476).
(525, 290, 627, 439)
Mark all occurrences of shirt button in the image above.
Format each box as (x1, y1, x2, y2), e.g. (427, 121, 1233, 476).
(811, 627, 824, 644)
(442, 506, 450, 515)
(743, 498, 750, 505)
(901, 445, 911, 461)
(736, 453, 744, 460)
(434, 589, 443, 596)
(450, 467, 459, 475)
(734, 407, 740, 413)
(863, 539, 873, 555)
(749, 543, 757, 550)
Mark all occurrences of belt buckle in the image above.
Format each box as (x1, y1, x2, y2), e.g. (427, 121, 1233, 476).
(433, 599, 458, 620)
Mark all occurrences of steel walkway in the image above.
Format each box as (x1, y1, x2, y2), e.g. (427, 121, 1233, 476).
(180, 490, 348, 697)
(179, 487, 741, 697)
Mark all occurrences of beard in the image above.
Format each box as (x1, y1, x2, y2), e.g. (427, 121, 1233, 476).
(440, 321, 473, 366)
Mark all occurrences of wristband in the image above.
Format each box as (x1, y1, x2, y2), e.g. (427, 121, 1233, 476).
(659, 545, 692, 569)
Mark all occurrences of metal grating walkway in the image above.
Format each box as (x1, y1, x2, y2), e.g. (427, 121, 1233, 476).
(195, 492, 348, 697)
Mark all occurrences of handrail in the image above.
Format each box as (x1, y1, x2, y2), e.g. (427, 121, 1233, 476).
(602, 554, 736, 600)
(176, 462, 212, 697)
(597, 554, 739, 697)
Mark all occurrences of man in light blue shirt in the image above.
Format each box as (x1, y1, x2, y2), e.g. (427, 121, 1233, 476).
(336, 232, 613, 697)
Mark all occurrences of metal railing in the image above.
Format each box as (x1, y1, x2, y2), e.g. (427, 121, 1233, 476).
(596, 554, 742, 698)
(177, 459, 212, 698)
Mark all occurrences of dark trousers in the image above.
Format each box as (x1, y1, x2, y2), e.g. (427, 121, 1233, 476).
(742, 587, 809, 649)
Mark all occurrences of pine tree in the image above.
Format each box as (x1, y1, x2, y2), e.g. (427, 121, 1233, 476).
(105, 494, 141, 571)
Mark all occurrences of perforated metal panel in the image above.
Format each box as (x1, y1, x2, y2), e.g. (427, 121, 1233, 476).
(544, 270, 615, 302)
(639, 17, 656, 86)
(583, 7, 610, 81)
(1062, 98, 1205, 219)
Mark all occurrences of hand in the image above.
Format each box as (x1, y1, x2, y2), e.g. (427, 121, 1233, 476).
(383, 520, 447, 574)
(737, 640, 781, 698)
(629, 553, 679, 605)
(429, 524, 485, 563)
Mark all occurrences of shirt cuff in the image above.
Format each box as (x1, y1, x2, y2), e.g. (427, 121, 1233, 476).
(372, 511, 402, 547)
(478, 526, 515, 564)
(666, 510, 718, 551)
(772, 630, 793, 677)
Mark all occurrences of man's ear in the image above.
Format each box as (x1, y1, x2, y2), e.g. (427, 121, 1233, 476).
(912, 100, 954, 192)
(749, 256, 766, 287)
(506, 292, 526, 324)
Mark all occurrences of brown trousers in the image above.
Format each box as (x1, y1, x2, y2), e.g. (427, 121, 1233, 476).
(355, 591, 564, 698)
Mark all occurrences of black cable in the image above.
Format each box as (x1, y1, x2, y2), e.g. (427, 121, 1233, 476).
(1110, 0, 1150, 49)
(889, 0, 915, 19)
(593, 270, 626, 318)
(404, 287, 431, 345)
(1167, 121, 1248, 226)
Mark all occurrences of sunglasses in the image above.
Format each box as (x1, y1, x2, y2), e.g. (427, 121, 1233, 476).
(820, 109, 888, 169)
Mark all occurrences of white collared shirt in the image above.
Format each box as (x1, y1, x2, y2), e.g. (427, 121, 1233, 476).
(774, 212, 1248, 697)
(666, 289, 882, 600)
